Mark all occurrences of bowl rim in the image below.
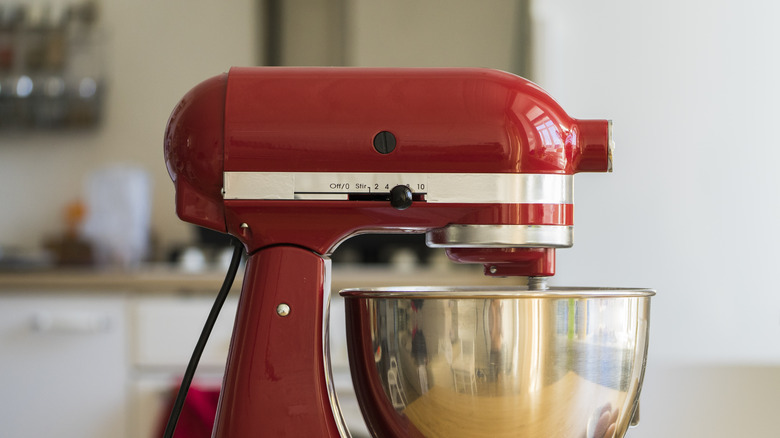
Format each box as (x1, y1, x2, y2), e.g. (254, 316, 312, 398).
(339, 286, 655, 299)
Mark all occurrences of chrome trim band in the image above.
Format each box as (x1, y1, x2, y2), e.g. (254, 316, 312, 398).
(339, 286, 656, 299)
(425, 224, 573, 248)
(223, 172, 572, 204)
(608, 120, 615, 173)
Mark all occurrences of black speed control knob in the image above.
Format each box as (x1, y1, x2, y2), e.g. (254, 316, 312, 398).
(389, 185, 413, 210)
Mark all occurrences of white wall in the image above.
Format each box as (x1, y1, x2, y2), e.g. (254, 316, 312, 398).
(534, 0, 780, 365)
(347, 0, 523, 70)
(0, 0, 258, 253)
(533, 2, 780, 435)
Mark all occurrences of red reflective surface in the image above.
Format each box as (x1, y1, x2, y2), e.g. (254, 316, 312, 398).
(344, 297, 425, 438)
(447, 247, 557, 277)
(164, 73, 227, 232)
(213, 246, 341, 437)
(223, 67, 608, 175)
(224, 201, 573, 255)
(164, 67, 610, 263)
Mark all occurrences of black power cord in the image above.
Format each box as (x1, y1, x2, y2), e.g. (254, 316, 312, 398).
(162, 238, 245, 438)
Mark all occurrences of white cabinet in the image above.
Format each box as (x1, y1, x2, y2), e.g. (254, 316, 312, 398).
(129, 295, 238, 370)
(127, 294, 238, 438)
(0, 291, 238, 438)
(0, 293, 128, 438)
(0, 266, 515, 437)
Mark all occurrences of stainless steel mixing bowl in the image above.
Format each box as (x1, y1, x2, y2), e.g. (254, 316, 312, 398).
(340, 286, 654, 438)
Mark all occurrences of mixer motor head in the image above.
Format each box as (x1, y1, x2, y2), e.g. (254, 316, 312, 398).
(165, 68, 613, 277)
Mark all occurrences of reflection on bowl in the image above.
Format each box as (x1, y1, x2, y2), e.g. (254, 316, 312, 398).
(340, 287, 654, 438)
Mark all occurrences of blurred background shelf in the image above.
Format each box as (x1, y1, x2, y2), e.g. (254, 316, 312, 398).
(0, 0, 104, 131)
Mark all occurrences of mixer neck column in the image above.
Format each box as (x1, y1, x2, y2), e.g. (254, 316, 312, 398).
(213, 245, 346, 437)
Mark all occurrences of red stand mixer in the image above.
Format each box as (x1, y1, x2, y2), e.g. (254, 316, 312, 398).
(165, 67, 653, 437)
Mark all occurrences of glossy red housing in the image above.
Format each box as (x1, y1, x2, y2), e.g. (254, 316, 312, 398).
(213, 246, 341, 437)
(164, 73, 227, 232)
(447, 247, 556, 277)
(165, 67, 611, 273)
(222, 67, 608, 175)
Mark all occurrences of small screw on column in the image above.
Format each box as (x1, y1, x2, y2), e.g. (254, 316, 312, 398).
(276, 303, 291, 317)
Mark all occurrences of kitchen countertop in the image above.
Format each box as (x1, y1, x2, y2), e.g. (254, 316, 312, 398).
(0, 266, 241, 292)
(0, 264, 521, 293)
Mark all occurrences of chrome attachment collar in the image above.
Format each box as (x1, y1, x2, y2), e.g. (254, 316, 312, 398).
(425, 224, 573, 248)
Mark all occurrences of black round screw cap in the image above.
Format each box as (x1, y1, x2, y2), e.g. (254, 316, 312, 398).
(373, 131, 396, 154)
(390, 185, 413, 210)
